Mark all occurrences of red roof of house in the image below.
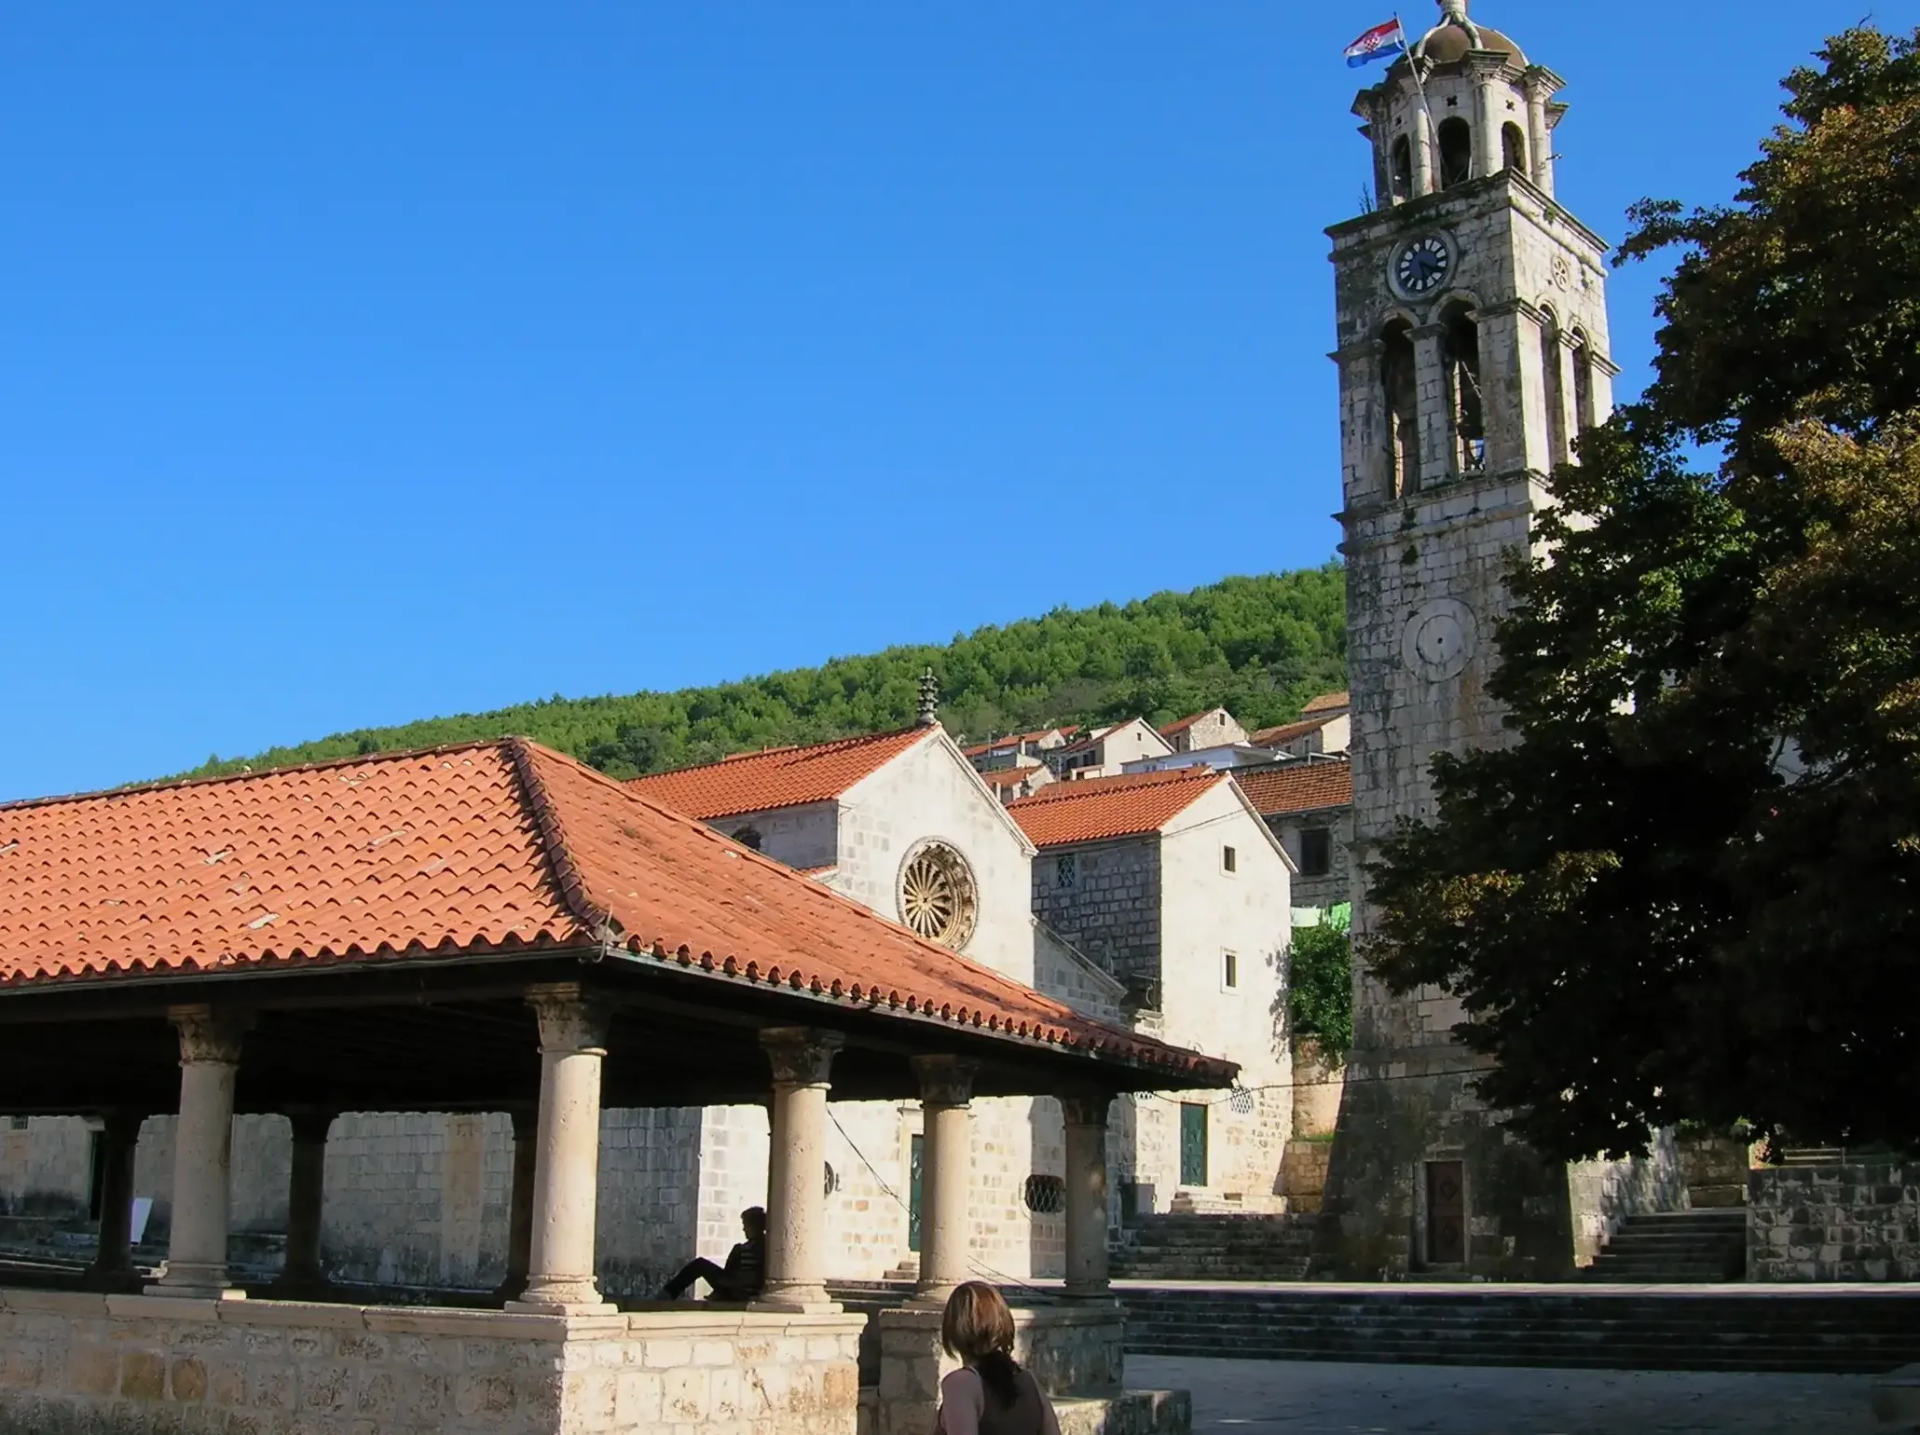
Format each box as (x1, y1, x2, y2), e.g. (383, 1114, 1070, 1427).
(960, 726, 1078, 759)
(1250, 715, 1334, 747)
(1236, 761, 1353, 817)
(981, 767, 1042, 790)
(1007, 767, 1225, 847)
(0, 740, 1229, 1079)
(1157, 710, 1222, 739)
(626, 727, 931, 819)
(1302, 691, 1351, 716)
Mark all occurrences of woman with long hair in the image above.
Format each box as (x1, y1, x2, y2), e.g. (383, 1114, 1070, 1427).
(936, 1282, 1062, 1435)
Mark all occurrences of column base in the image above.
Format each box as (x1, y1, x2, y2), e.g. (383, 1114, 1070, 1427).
(750, 1284, 841, 1315)
(908, 1282, 958, 1309)
(507, 1275, 616, 1315)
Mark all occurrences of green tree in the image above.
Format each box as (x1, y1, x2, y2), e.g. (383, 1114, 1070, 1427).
(1288, 921, 1354, 1057)
(1365, 26, 1920, 1160)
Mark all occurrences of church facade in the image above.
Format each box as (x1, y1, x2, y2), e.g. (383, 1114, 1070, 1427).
(1316, 1, 1682, 1277)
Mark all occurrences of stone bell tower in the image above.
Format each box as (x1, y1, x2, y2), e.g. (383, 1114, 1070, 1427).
(1315, 1, 1629, 1277)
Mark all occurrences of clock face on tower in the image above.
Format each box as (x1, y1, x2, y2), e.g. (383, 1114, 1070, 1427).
(1392, 234, 1453, 297)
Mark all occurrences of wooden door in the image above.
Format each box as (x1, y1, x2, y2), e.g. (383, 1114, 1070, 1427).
(1180, 1103, 1209, 1187)
(1426, 1160, 1465, 1264)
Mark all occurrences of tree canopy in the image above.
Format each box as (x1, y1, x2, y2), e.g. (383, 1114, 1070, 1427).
(184, 566, 1346, 781)
(1365, 27, 1920, 1159)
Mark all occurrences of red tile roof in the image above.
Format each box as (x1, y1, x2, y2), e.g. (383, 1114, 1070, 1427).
(1007, 768, 1226, 847)
(981, 767, 1037, 788)
(1236, 761, 1353, 817)
(626, 728, 931, 819)
(0, 740, 1230, 1080)
(960, 726, 1078, 759)
(1302, 691, 1351, 716)
(1157, 711, 1210, 738)
(1250, 716, 1334, 747)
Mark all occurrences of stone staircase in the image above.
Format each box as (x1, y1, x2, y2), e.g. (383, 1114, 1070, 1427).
(1109, 1213, 1312, 1282)
(1117, 1287, 1920, 1373)
(1584, 1209, 1747, 1283)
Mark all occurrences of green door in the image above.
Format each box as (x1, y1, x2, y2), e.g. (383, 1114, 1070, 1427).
(908, 1134, 924, 1251)
(1179, 1103, 1208, 1187)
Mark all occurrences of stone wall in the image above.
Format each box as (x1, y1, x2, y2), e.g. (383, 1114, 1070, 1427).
(1266, 803, 1353, 914)
(1748, 1162, 1920, 1282)
(1029, 838, 1162, 988)
(0, 1288, 863, 1435)
(1565, 1132, 1689, 1267)
(713, 800, 840, 875)
(871, 1301, 1124, 1435)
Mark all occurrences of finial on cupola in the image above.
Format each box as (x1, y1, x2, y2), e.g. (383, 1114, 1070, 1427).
(915, 669, 941, 728)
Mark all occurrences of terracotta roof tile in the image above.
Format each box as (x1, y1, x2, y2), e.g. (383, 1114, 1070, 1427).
(1302, 691, 1351, 716)
(626, 728, 931, 819)
(960, 726, 1078, 759)
(1157, 710, 1216, 738)
(1006, 768, 1225, 847)
(1250, 715, 1334, 747)
(981, 767, 1040, 789)
(0, 740, 1229, 1081)
(1236, 761, 1352, 817)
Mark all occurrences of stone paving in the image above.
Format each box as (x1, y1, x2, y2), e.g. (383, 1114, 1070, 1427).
(1128, 1354, 1884, 1434)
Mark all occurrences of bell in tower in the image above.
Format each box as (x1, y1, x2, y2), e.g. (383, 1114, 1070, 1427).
(1314, 3, 1663, 1279)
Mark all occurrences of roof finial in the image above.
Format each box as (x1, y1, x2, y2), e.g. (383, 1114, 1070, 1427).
(1414, 0, 1482, 59)
(915, 669, 941, 729)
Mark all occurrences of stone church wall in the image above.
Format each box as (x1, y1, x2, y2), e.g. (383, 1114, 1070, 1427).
(1028, 838, 1162, 988)
(1749, 1162, 1920, 1281)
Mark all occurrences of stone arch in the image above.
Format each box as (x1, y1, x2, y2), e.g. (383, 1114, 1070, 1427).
(1439, 298, 1485, 475)
(1437, 117, 1473, 189)
(1390, 134, 1414, 203)
(1380, 317, 1420, 499)
(1569, 328, 1597, 434)
(1501, 122, 1527, 175)
(1538, 305, 1568, 467)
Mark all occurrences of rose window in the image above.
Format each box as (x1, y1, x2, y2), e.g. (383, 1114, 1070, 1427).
(897, 842, 978, 950)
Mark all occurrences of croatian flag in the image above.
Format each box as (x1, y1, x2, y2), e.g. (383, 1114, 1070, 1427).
(1344, 19, 1406, 68)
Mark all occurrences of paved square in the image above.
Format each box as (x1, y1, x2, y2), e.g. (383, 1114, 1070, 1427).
(1128, 1355, 1883, 1434)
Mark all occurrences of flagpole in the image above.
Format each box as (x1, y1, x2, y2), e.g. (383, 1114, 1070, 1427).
(1397, 14, 1440, 194)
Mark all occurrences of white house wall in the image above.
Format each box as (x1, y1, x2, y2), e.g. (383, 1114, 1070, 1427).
(1151, 784, 1294, 1207)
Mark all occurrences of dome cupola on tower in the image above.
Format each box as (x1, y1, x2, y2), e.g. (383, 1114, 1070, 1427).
(1353, 0, 1562, 206)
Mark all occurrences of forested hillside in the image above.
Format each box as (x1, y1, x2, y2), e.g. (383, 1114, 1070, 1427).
(186, 566, 1346, 781)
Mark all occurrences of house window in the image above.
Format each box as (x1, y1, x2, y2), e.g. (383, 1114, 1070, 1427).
(1222, 951, 1239, 990)
(1300, 827, 1333, 877)
(732, 826, 763, 852)
(1055, 853, 1077, 888)
(1222, 845, 1237, 874)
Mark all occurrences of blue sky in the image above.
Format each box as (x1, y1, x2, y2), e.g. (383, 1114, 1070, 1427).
(0, 1, 1903, 800)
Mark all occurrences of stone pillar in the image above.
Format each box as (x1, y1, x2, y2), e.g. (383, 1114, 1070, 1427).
(495, 1106, 538, 1302)
(1472, 79, 1502, 180)
(910, 1055, 978, 1304)
(151, 1007, 250, 1298)
(1410, 103, 1435, 198)
(508, 983, 615, 1313)
(1061, 1095, 1113, 1300)
(272, 1110, 333, 1294)
(1525, 77, 1554, 195)
(1411, 323, 1452, 488)
(757, 1027, 844, 1312)
(87, 1111, 142, 1288)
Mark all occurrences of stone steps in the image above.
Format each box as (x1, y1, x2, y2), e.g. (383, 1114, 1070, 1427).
(1110, 1214, 1313, 1282)
(1118, 1288, 1920, 1373)
(1585, 1209, 1746, 1283)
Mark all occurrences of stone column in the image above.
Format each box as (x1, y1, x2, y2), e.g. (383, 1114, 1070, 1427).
(1062, 1095, 1114, 1299)
(273, 1110, 333, 1294)
(87, 1110, 143, 1288)
(1525, 75, 1554, 195)
(508, 984, 615, 1313)
(1472, 78, 1502, 180)
(1410, 104, 1435, 198)
(1411, 323, 1452, 488)
(910, 1055, 978, 1304)
(495, 1107, 538, 1302)
(151, 1006, 250, 1298)
(757, 1027, 844, 1311)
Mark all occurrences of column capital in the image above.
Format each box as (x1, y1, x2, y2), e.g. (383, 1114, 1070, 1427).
(760, 1027, 844, 1088)
(525, 982, 611, 1054)
(1059, 1092, 1115, 1129)
(911, 1055, 978, 1108)
(167, 1006, 252, 1065)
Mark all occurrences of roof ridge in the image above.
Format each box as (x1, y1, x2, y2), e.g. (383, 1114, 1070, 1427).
(1008, 766, 1220, 805)
(635, 725, 926, 780)
(0, 737, 520, 815)
(502, 739, 622, 948)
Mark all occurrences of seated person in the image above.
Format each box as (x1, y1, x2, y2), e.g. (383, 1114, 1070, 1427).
(660, 1206, 767, 1301)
